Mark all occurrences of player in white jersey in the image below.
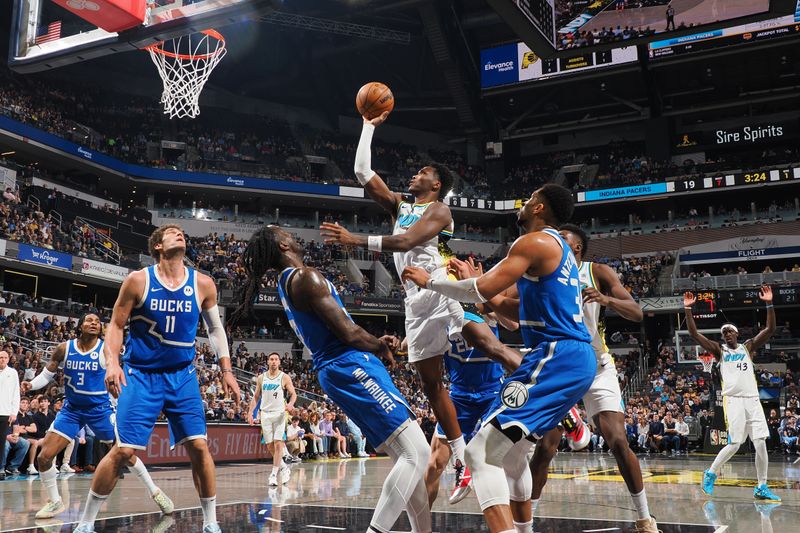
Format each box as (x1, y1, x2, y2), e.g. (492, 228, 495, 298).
(248, 352, 297, 486)
(320, 111, 521, 502)
(684, 286, 780, 502)
(524, 225, 657, 533)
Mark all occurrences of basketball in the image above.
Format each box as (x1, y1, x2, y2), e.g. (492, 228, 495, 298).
(356, 82, 394, 120)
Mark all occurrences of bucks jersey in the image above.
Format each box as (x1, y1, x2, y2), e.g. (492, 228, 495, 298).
(258, 371, 286, 413)
(516, 228, 591, 348)
(578, 261, 610, 358)
(277, 267, 353, 370)
(62, 338, 109, 409)
(393, 201, 455, 293)
(445, 312, 504, 393)
(719, 343, 759, 397)
(125, 265, 201, 371)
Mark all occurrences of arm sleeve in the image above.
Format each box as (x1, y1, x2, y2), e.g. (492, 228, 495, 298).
(201, 305, 231, 359)
(426, 277, 488, 304)
(29, 367, 56, 391)
(353, 123, 376, 185)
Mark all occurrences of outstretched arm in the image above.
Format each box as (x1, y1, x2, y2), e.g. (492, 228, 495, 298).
(21, 342, 66, 394)
(291, 268, 391, 360)
(199, 274, 240, 401)
(589, 263, 644, 322)
(402, 235, 536, 303)
(321, 202, 451, 253)
(747, 285, 776, 352)
(354, 113, 402, 214)
(683, 291, 721, 358)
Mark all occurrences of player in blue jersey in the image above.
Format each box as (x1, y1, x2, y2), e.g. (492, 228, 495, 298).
(424, 308, 518, 506)
(402, 183, 595, 533)
(21, 313, 174, 520)
(231, 225, 433, 533)
(74, 225, 241, 533)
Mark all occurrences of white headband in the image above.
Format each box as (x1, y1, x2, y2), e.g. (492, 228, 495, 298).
(720, 324, 738, 335)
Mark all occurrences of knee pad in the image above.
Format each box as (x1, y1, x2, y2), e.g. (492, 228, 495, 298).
(504, 439, 534, 502)
(467, 424, 515, 511)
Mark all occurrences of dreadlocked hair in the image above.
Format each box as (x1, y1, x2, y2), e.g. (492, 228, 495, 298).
(229, 226, 284, 326)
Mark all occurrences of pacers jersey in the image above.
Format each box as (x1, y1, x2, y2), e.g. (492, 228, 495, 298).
(516, 228, 591, 348)
(62, 338, 109, 409)
(445, 312, 504, 393)
(278, 267, 352, 371)
(719, 343, 758, 397)
(578, 261, 610, 358)
(393, 201, 455, 292)
(258, 371, 286, 413)
(125, 265, 201, 371)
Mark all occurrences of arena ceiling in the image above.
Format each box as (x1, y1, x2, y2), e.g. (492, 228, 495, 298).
(1, 0, 799, 138)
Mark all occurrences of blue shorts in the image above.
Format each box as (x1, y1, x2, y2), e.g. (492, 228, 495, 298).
(115, 364, 206, 449)
(484, 339, 595, 438)
(434, 388, 499, 443)
(50, 402, 116, 443)
(317, 351, 413, 447)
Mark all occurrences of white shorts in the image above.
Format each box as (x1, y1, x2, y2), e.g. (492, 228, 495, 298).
(582, 352, 624, 421)
(260, 411, 287, 444)
(724, 396, 769, 444)
(404, 288, 464, 363)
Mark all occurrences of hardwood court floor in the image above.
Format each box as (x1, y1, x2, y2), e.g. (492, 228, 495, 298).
(1, 452, 797, 532)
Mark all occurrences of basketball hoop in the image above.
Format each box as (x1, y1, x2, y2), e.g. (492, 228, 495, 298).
(144, 29, 226, 119)
(699, 354, 715, 374)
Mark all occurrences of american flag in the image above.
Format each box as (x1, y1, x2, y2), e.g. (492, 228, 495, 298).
(35, 21, 62, 45)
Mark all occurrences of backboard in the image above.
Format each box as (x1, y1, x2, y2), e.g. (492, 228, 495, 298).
(9, 0, 276, 73)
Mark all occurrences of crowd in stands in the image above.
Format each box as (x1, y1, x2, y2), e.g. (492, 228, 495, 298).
(587, 254, 672, 299)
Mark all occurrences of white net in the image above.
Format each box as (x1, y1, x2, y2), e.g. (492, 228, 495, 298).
(146, 29, 226, 119)
(699, 355, 715, 374)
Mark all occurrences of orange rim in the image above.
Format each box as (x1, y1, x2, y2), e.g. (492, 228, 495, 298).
(145, 29, 225, 60)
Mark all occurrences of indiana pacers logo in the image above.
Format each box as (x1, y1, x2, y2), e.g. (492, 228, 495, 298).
(501, 381, 529, 409)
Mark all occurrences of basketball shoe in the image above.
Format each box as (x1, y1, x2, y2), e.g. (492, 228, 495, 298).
(563, 407, 590, 451)
(449, 459, 472, 504)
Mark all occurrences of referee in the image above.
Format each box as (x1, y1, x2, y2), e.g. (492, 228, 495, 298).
(0, 350, 21, 480)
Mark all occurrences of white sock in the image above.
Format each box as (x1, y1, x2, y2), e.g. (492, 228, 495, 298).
(709, 443, 740, 475)
(41, 464, 60, 502)
(630, 489, 650, 520)
(129, 458, 159, 496)
(200, 496, 217, 528)
(448, 435, 466, 465)
(78, 490, 108, 527)
(531, 498, 540, 514)
(754, 438, 769, 486)
(271, 464, 280, 475)
(513, 520, 533, 533)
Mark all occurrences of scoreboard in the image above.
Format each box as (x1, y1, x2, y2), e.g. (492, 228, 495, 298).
(717, 286, 800, 307)
(673, 167, 800, 192)
(690, 291, 718, 320)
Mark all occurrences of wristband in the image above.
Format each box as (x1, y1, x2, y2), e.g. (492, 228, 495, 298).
(222, 369, 234, 374)
(765, 304, 774, 308)
(684, 307, 692, 310)
(368, 236, 383, 252)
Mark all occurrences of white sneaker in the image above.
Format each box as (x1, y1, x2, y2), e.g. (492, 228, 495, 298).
(35, 499, 65, 519)
(280, 465, 291, 485)
(60, 464, 75, 473)
(357, 451, 369, 457)
(27, 464, 39, 475)
(152, 489, 175, 514)
(269, 472, 278, 486)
